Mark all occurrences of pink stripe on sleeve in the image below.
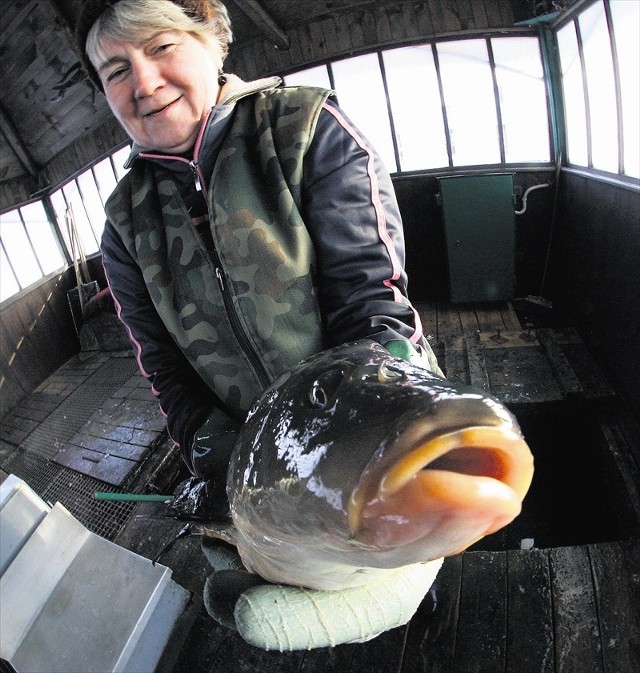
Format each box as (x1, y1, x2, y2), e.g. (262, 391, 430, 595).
(321, 102, 423, 343)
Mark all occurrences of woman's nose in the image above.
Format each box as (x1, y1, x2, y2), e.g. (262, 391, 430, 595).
(133, 59, 164, 98)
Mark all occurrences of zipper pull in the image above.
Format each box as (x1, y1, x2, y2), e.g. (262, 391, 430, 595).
(189, 160, 202, 192)
(215, 267, 225, 291)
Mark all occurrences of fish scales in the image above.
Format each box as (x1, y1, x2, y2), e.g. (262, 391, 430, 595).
(215, 339, 534, 592)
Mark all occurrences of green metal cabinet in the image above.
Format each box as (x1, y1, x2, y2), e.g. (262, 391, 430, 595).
(439, 174, 515, 303)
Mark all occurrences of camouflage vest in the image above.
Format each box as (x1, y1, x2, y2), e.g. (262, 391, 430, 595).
(105, 86, 334, 413)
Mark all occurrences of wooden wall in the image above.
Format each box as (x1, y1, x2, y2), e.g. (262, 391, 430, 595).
(550, 173, 640, 419)
(225, 0, 516, 80)
(0, 256, 109, 416)
(0, 268, 79, 415)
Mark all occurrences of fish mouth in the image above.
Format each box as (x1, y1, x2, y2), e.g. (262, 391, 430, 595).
(349, 426, 534, 559)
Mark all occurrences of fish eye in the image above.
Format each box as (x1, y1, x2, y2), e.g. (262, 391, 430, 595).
(307, 367, 346, 409)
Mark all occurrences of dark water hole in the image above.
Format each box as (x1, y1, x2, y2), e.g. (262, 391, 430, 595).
(470, 404, 639, 552)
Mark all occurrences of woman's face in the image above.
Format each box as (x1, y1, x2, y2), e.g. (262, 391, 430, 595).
(96, 30, 223, 153)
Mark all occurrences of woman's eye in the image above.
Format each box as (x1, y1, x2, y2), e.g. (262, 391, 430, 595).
(153, 42, 176, 56)
(106, 67, 128, 83)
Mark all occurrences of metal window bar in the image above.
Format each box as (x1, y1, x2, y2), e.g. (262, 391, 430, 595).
(41, 195, 72, 266)
(90, 165, 109, 211)
(378, 52, 402, 173)
(603, 0, 625, 176)
(17, 207, 45, 278)
(0, 235, 21, 292)
(431, 43, 454, 169)
(574, 18, 593, 168)
(487, 38, 507, 165)
(72, 177, 100, 250)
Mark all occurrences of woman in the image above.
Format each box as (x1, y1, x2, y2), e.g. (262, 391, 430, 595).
(78, 0, 440, 479)
(76, 0, 441, 648)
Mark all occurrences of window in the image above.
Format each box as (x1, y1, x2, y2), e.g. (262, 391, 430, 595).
(20, 201, 65, 276)
(0, 145, 128, 304)
(383, 46, 449, 171)
(331, 53, 397, 172)
(92, 157, 118, 206)
(437, 39, 501, 166)
(61, 180, 100, 255)
(0, 202, 66, 302)
(557, 0, 639, 179)
(111, 145, 132, 181)
(557, 21, 588, 166)
(579, 1, 618, 172)
(0, 209, 42, 289)
(0, 244, 20, 302)
(609, 0, 640, 178)
(284, 35, 550, 173)
(284, 65, 331, 89)
(492, 37, 551, 163)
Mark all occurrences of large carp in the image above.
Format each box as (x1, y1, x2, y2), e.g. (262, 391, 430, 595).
(210, 339, 534, 593)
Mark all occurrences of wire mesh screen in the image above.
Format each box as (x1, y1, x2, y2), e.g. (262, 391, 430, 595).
(2, 450, 134, 541)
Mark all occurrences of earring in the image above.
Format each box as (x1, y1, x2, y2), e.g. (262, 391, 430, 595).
(218, 71, 227, 86)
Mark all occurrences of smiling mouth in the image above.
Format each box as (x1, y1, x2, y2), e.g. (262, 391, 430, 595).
(144, 97, 180, 117)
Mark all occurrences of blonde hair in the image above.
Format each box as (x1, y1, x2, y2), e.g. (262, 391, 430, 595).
(86, 0, 233, 70)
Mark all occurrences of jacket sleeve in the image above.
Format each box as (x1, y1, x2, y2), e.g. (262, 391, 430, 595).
(302, 99, 428, 351)
(101, 222, 218, 469)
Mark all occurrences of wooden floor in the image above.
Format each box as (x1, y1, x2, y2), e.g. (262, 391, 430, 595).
(1, 301, 639, 672)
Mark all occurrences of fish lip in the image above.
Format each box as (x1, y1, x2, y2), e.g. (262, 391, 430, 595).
(348, 425, 534, 539)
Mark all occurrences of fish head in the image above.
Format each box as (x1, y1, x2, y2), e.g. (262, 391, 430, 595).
(228, 340, 534, 579)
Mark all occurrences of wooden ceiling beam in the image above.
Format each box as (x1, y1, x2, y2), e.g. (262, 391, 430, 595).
(0, 103, 39, 179)
(229, 0, 290, 50)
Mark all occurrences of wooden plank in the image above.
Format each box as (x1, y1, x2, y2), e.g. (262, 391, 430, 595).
(0, 422, 35, 446)
(299, 643, 355, 672)
(549, 546, 603, 673)
(537, 329, 584, 398)
(444, 335, 469, 384)
(348, 624, 406, 672)
(414, 302, 438, 342)
(500, 303, 522, 331)
(464, 333, 490, 391)
(166, 606, 228, 673)
(474, 304, 506, 333)
(373, 5, 393, 44)
(81, 418, 160, 447)
(470, 0, 490, 29)
(407, 553, 462, 673)
(436, 304, 463, 341)
(51, 445, 138, 487)
(488, 0, 514, 27)
(65, 433, 149, 462)
(455, 551, 507, 672)
(506, 549, 554, 673)
(589, 539, 640, 673)
(595, 409, 640, 522)
(481, 332, 564, 404)
(610, 408, 640, 472)
(459, 306, 480, 333)
(557, 342, 615, 400)
(203, 626, 265, 673)
(7, 404, 50, 423)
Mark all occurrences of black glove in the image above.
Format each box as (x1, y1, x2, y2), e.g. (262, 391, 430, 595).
(191, 406, 241, 480)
